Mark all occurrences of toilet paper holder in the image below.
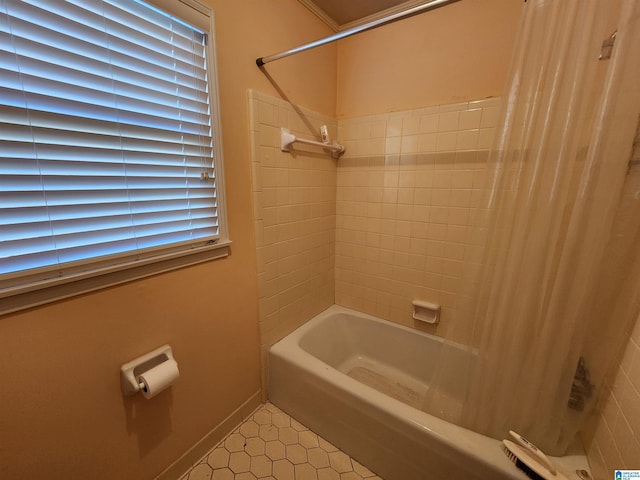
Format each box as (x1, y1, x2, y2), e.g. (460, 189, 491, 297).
(120, 344, 176, 396)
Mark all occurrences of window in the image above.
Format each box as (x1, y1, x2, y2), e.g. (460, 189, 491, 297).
(0, 0, 228, 312)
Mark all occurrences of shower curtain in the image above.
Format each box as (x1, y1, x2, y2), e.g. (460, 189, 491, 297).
(425, 0, 640, 455)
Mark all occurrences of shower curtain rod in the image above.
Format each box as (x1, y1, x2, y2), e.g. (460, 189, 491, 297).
(256, 0, 461, 67)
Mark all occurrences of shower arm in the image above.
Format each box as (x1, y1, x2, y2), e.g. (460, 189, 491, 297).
(255, 0, 461, 67)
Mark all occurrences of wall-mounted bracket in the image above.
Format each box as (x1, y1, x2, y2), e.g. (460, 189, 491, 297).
(280, 127, 345, 159)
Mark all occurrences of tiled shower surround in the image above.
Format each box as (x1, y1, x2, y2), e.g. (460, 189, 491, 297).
(584, 155, 640, 476)
(250, 90, 500, 362)
(588, 312, 640, 477)
(335, 99, 500, 335)
(248, 90, 640, 478)
(248, 90, 337, 392)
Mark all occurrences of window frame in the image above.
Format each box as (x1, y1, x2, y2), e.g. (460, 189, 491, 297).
(0, 0, 230, 315)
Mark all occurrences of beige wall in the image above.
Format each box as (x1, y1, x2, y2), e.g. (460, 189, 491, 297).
(336, 0, 523, 118)
(0, 1, 336, 479)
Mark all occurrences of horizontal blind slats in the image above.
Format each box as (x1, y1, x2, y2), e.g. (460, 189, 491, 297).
(0, 0, 220, 279)
(0, 106, 211, 143)
(4, 3, 206, 68)
(2, 125, 213, 153)
(4, 208, 218, 239)
(0, 75, 210, 122)
(2, 218, 218, 259)
(0, 190, 217, 208)
(0, 55, 209, 110)
(70, 0, 206, 50)
(4, 200, 218, 225)
(1, 142, 214, 170)
(0, 38, 208, 96)
(0, 89, 211, 136)
(3, 221, 218, 255)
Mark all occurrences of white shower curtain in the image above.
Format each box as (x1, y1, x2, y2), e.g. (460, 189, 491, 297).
(425, 0, 640, 455)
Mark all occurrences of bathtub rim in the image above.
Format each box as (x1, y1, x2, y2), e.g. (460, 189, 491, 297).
(269, 303, 590, 479)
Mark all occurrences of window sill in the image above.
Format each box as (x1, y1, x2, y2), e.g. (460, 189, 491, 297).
(0, 240, 231, 317)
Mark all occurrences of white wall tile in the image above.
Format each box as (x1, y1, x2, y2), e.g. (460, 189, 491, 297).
(249, 90, 337, 396)
(587, 311, 640, 477)
(336, 99, 499, 338)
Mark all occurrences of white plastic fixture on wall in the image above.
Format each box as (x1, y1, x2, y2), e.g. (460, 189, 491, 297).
(280, 127, 345, 159)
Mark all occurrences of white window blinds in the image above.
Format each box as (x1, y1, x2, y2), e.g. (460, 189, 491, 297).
(0, 0, 222, 287)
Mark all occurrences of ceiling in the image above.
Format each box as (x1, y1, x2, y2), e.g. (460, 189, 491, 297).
(298, 0, 433, 31)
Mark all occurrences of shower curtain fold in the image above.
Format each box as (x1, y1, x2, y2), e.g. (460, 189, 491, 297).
(423, 0, 640, 456)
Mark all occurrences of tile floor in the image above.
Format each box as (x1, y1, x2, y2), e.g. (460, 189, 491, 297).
(180, 402, 383, 480)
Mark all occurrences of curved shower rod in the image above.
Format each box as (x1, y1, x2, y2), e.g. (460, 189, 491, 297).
(256, 0, 461, 67)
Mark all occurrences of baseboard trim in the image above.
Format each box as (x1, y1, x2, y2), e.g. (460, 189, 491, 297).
(155, 391, 262, 480)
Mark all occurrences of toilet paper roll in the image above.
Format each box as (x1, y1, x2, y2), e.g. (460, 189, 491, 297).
(137, 359, 180, 399)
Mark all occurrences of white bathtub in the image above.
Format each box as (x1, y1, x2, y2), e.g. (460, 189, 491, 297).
(269, 305, 590, 480)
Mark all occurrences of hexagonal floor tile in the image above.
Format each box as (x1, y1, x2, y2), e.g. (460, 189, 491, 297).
(317, 467, 341, 480)
(249, 454, 272, 478)
(228, 451, 251, 474)
(285, 444, 307, 465)
(265, 440, 286, 461)
(271, 412, 290, 428)
(239, 420, 260, 438)
(259, 424, 279, 442)
(294, 462, 319, 480)
(181, 403, 385, 480)
(298, 430, 319, 449)
(245, 436, 266, 456)
(224, 433, 246, 453)
(272, 458, 295, 480)
(188, 463, 212, 480)
(318, 437, 339, 453)
(207, 447, 230, 469)
(328, 451, 352, 473)
(278, 426, 298, 446)
(307, 447, 330, 469)
(253, 409, 272, 425)
(290, 418, 307, 432)
(234, 473, 257, 480)
(340, 472, 364, 480)
(211, 467, 234, 480)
